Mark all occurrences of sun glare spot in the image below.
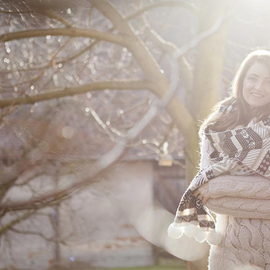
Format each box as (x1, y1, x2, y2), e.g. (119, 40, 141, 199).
(62, 126, 74, 139)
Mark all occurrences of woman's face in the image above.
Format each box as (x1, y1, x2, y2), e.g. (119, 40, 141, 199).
(242, 61, 270, 109)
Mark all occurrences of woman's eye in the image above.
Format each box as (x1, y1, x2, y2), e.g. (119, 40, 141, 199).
(248, 76, 256, 81)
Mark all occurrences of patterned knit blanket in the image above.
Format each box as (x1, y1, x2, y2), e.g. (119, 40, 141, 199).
(168, 97, 270, 244)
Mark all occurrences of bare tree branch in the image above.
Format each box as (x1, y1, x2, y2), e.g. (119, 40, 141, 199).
(0, 27, 125, 46)
(9, 227, 66, 244)
(0, 39, 99, 74)
(0, 80, 154, 108)
(0, 211, 35, 235)
(40, 10, 72, 27)
(126, 1, 198, 21)
(89, 0, 197, 142)
(0, 9, 73, 27)
(143, 23, 193, 93)
(0, 52, 180, 215)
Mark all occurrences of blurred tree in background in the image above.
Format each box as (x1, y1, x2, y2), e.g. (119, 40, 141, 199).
(0, 0, 270, 269)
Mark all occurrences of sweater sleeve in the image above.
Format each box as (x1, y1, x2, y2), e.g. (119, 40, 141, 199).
(206, 196, 270, 219)
(208, 174, 270, 199)
(205, 174, 270, 219)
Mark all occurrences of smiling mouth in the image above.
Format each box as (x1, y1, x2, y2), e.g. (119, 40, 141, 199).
(251, 92, 264, 98)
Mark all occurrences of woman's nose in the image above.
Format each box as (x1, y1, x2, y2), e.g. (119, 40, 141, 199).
(254, 81, 263, 90)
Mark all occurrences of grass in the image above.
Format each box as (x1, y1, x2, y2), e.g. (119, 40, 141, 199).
(95, 255, 187, 270)
(97, 266, 186, 270)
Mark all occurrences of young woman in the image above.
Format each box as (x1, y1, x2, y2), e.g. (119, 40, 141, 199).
(168, 50, 270, 270)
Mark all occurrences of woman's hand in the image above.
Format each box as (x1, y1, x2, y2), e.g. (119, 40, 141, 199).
(193, 183, 210, 204)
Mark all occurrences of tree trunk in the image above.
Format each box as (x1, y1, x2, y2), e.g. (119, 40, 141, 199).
(188, 0, 234, 121)
(185, 0, 234, 269)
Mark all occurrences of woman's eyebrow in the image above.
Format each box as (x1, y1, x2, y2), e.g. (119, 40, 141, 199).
(248, 73, 270, 79)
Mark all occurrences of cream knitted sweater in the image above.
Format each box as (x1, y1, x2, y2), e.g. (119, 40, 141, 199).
(201, 139, 270, 270)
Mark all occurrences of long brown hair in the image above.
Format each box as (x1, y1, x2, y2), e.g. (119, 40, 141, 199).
(200, 49, 270, 136)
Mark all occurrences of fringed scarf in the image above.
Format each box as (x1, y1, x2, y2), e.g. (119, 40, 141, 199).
(168, 97, 270, 245)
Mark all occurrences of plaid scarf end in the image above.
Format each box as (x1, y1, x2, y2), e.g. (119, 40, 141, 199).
(167, 222, 222, 245)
